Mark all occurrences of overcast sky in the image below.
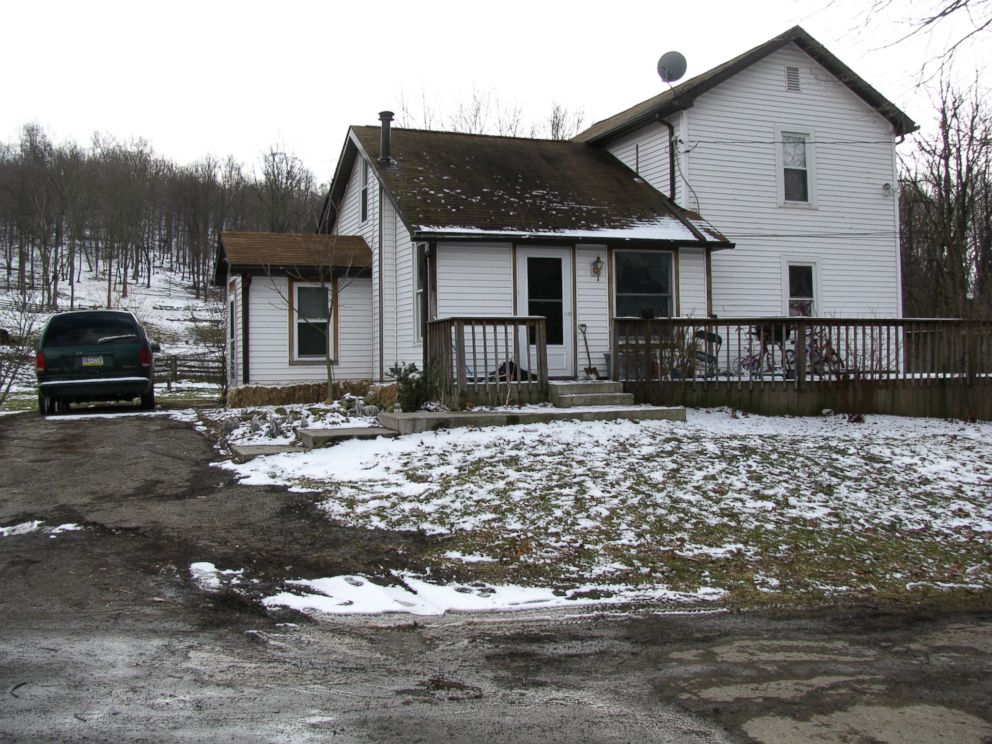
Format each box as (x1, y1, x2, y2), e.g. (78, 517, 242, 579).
(2, 0, 985, 182)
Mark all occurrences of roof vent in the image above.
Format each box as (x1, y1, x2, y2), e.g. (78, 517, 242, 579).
(786, 66, 800, 92)
(379, 111, 394, 163)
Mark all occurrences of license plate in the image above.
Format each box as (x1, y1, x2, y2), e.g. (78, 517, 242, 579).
(81, 355, 104, 367)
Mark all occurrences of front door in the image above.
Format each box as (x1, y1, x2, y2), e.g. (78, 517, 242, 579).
(516, 247, 573, 377)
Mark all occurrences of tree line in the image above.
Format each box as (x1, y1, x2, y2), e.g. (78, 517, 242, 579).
(0, 125, 324, 309)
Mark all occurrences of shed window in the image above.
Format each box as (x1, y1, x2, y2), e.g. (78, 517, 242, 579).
(788, 264, 815, 316)
(782, 132, 810, 202)
(293, 282, 331, 359)
(615, 251, 674, 318)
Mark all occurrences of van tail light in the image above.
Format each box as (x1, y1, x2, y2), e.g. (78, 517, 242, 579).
(35, 352, 46, 373)
(139, 346, 152, 369)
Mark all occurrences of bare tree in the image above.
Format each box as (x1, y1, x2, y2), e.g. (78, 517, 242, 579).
(546, 102, 585, 141)
(900, 78, 992, 317)
(863, 0, 991, 78)
(0, 292, 41, 405)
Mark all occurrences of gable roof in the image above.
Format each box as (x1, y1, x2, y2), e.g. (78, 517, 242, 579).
(214, 232, 371, 285)
(329, 127, 731, 247)
(573, 26, 918, 145)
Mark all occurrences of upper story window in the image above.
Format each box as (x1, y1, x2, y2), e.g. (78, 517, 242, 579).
(777, 129, 815, 207)
(782, 133, 809, 202)
(293, 282, 331, 361)
(360, 159, 369, 223)
(614, 250, 674, 318)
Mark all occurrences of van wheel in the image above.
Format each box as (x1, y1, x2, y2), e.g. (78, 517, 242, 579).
(140, 390, 156, 410)
(38, 394, 55, 416)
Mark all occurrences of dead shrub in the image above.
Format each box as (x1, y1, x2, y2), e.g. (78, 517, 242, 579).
(366, 383, 398, 409)
(227, 383, 327, 408)
(333, 379, 373, 399)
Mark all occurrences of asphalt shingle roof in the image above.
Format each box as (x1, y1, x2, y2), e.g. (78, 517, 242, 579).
(348, 127, 730, 246)
(215, 232, 371, 285)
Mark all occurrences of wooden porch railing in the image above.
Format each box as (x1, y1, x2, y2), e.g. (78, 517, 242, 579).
(611, 317, 992, 386)
(611, 317, 992, 419)
(426, 316, 549, 408)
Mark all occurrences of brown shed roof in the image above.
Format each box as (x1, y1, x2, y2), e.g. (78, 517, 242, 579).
(214, 232, 371, 285)
(574, 26, 918, 145)
(345, 127, 730, 246)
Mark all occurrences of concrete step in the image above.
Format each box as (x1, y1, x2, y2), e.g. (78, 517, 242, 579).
(548, 381, 624, 405)
(554, 392, 635, 407)
(296, 426, 398, 450)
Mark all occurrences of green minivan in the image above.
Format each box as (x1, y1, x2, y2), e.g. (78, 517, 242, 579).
(35, 310, 160, 415)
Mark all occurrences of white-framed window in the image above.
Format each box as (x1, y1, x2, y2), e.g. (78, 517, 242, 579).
(786, 262, 816, 316)
(614, 250, 675, 318)
(414, 242, 427, 342)
(360, 159, 369, 223)
(292, 281, 331, 361)
(776, 127, 816, 207)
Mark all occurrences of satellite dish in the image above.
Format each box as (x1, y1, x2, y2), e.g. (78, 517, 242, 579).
(657, 51, 687, 83)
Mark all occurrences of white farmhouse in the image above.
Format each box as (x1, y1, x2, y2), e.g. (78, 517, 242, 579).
(215, 26, 916, 392)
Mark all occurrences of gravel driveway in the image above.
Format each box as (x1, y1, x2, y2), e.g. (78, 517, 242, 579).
(1, 409, 990, 743)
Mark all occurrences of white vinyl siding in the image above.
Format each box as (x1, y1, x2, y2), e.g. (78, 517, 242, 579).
(606, 119, 682, 204)
(245, 275, 373, 385)
(617, 44, 900, 318)
(575, 245, 611, 369)
(435, 242, 514, 317)
(678, 247, 708, 317)
(332, 143, 381, 375)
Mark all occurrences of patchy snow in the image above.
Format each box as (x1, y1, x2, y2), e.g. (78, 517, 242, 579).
(189, 562, 244, 592)
(415, 220, 721, 244)
(220, 408, 992, 610)
(0, 521, 84, 538)
(199, 402, 380, 447)
(262, 572, 726, 617)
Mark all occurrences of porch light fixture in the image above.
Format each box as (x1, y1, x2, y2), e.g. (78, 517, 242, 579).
(591, 255, 604, 281)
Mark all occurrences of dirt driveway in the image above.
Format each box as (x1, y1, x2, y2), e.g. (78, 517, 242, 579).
(1, 410, 991, 743)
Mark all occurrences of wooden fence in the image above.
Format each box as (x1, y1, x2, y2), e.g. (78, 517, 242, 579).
(612, 317, 992, 420)
(427, 316, 549, 408)
(154, 352, 224, 391)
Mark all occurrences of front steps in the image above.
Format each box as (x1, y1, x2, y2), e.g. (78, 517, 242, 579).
(549, 380, 634, 408)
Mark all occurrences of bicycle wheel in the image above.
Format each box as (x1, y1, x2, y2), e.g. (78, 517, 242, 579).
(731, 357, 744, 376)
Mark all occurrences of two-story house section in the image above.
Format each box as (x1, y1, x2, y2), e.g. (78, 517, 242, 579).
(575, 26, 918, 320)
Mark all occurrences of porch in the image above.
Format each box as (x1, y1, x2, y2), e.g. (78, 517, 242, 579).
(611, 317, 992, 421)
(427, 315, 992, 420)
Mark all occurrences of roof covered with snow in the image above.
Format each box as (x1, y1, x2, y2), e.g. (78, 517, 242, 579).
(340, 127, 731, 247)
(215, 232, 371, 285)
(574, 26, 918, 145)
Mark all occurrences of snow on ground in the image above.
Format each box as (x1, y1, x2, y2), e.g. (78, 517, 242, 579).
(0, 521, 83, 538)
(262, 572, 725, 616)
(199, 402, 380, 446)
(220, 408, 992, 614)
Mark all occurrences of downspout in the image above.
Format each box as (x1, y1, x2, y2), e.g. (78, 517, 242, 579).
(658, 116, 677, 200)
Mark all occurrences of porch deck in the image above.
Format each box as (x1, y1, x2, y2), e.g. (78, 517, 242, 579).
(426, 314, 992, 420)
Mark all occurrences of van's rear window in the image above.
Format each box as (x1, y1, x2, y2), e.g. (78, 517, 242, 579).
(44, 315, 140, 347)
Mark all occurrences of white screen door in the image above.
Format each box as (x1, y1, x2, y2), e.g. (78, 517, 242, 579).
(516, 247, 573, 377)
